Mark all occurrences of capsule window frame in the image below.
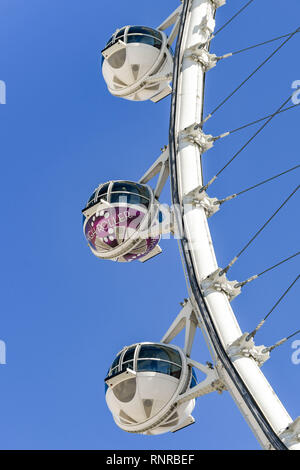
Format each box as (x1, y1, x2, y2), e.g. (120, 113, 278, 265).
(83, 181, 152, 214)
(109, 192, 151, 208)
(126, 33, 163, 51)
(127, 26, 163, 41)
(138, 344, 182, 366)
(105, 26, 163, 50)
(107, 343, 183, 380)
(136, 359, 182, 380)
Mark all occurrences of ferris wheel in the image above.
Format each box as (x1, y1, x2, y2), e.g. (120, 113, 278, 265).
(82, 0, 300, 449)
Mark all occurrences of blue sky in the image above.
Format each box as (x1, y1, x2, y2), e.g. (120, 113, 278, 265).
(0, 0, 299, 450)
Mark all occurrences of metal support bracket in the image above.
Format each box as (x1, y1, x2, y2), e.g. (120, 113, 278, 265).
(139, 146, 169, 199)
(161, 299, 226, 406)
(161, 298, 198, 357)
(157, 4, 183, 47)
(177, 359, 226, 404)
(183, 186, 220, 218)
(186, 47, 218, 71)
(201, 268, 241, 302)
(279, 417, 300, 448)
(180, 123, 215, 153)
(227, 333, 270, 367)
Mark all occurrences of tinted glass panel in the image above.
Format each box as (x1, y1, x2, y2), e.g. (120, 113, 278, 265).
(110, 366, 119, 377)
(120, 360, 134, 374)
(106, 28, 125, 46)
(111, 182, 150, 199)
(138, 345, 181, 366)
(128, 26, 162, 41)
(87, 191, 96, 207)
(110, 193, 149, 207)
(106, 36, 114, 47)
(137, 359, 181, 379)
(110, 353, 121, 372)
(116, 28, 126, 38)
(95, 183, 109, 203)
(127, 34, 162, 50)
(123, 347, 136, 363)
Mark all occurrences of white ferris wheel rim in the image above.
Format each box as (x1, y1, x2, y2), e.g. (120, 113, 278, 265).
(168, 0, 299, 450)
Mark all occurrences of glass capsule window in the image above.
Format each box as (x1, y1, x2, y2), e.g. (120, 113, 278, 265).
(116, 28, 126, 40)
(106, 344, 182, 381)
(120, 346, 135, 374)
(138, 345, 181, 365)
(86, 190, 97, 208)
(84, 181, 151, 213)
(128, 26, 162, 40)
(105, 26, 163, 51)
(126, 34, 162, 51)
(126, 26, 163, 50)
(85, 184, 108, 209)
(105, 28, 126, 48)
(122, 346, 135, 362)
(109, 352, 122, 378)
(136, 360, 181, 379)
(110, 182, 151, 207)
(137, 344, 182, 379)
(95, 183, 109, 203)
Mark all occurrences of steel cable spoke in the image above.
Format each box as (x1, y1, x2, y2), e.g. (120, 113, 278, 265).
(204, 26, 300, 121)
(213, 0, 256, 37)
(221, 186, 299, 274)
(246, 274, 300, 340)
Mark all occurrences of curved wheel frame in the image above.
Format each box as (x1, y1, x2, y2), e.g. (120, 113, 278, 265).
(169, 0, 299, 450)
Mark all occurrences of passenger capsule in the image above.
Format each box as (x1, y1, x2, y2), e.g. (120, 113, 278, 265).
(82, 181, 162, 262)
(105, 343, 197, 435)
(101, 26, 173, 102)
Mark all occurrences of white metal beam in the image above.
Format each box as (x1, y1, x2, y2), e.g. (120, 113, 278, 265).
(139, 146, 170, 199)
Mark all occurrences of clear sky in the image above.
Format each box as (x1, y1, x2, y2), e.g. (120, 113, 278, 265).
(0, 0, 299, 450)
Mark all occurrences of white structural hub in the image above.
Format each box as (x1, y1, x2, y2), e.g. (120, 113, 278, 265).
(171, 0, 300, 450)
